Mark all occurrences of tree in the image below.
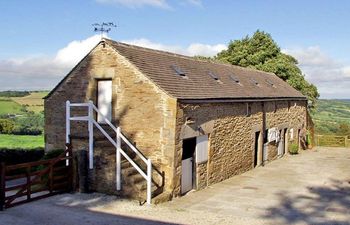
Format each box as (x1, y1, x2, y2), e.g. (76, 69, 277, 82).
(215, 30, 319, 106)
(0, 119, 15, 134)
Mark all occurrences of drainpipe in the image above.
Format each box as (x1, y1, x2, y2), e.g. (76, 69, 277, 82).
(262, 102, 266, 167)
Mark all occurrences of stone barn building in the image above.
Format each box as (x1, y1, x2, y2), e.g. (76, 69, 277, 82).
(44, 38, 307, 203)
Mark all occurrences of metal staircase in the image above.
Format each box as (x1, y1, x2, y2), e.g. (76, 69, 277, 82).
(65, 101, 153, 204)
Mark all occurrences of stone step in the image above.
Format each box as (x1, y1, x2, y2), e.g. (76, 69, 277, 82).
(127, 173, 146, 184)
(122, 166, 139, 176)
(121, 157, 146, 169)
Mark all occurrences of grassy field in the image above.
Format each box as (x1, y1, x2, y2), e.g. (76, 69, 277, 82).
(0, 91, 47, 149)
(312, 99, 350, 134)
(0, 134, 44, 149)
(0, 99, 23, 115)
(11, 91, 48, 113)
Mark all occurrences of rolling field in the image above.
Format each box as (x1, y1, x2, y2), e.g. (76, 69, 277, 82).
(0, 91, 47, 149)
(0, 99, 23, 115)
(11, 91, 48, 113)
(312, 99, 350, 134)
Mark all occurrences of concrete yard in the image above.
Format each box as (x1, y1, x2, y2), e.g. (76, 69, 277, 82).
(1, 147, 350, 225)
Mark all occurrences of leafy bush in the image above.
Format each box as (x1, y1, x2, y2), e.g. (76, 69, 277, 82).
(306, 133, 312, 146)
(12, 112, 44, 135)
(0, 147, 45, 165)
(0, 119, 15, 134)
(289, 143, 299, 155)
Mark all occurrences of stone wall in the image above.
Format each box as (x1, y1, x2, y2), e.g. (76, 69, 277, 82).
(44, 40, 307, 201)
(45, 42, 177, 196)
(173, 100, 306, 196)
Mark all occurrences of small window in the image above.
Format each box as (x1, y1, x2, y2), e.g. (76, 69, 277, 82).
(230, 74, 241, 84)
(250, 78, 259, 86)
(208, 71, 219, 81)
(171, 65, 186, 77)
(266, 79, 275, 87)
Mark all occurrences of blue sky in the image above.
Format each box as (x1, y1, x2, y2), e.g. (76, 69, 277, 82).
(1, 0, 350, 98)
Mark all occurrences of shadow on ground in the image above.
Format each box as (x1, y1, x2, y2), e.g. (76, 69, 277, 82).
(263, 179, 350, 225)
(1, 193, 177, 225)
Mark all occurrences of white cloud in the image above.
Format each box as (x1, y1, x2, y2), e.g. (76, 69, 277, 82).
(95, 0, 170, 9)
(95, 0, 202, 9)
(184, 0, 202, 7)
(122, 38, 226, 57)
(283, 46, 350, 99)
(0, 35, 102, 91)
(0, 36, 224, 91)
(54, 35, 102, 66)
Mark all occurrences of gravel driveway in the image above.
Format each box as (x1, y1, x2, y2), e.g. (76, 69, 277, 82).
(1, 147, 350, 225)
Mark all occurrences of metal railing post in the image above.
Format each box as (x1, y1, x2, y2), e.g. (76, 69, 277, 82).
(116, 127, 121, 191)
(66, 101, 71, 166)
(147, 159, 152, 205)
(88, 101, 94, 169)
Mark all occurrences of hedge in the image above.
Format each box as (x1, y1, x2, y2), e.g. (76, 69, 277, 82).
(0, 148, 45, 165)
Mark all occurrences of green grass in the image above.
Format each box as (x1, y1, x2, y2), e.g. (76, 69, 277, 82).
(0, 99, 23, 115)
(0, 134, 44, 149)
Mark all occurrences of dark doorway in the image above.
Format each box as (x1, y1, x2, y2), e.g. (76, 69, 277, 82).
(283, 128, 288, 155)
(254, 131, 260, 167)
(182, 138, 196, 160)
(181, 137, 196, 194)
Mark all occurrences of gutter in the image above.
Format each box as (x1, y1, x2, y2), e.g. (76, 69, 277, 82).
(178, 97, 307, 104)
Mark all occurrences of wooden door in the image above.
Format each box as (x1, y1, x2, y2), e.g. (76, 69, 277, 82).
(181, 157, 193, 194)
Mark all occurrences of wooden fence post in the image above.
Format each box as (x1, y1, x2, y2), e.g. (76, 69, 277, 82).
(0, 162, 5, 211)
(26, 166, 31, 201)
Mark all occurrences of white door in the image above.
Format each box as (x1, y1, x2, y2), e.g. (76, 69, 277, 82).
(263, 143, 268, 161)
(181, 157, 193, 194)
(278, 138, 283, 156)
(195, 135, 209, 163)
(278, 130, 283, 156)
(97, 80, 112, 123)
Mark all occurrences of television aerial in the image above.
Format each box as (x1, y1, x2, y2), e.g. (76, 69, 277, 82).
(92, 22, 117, 38)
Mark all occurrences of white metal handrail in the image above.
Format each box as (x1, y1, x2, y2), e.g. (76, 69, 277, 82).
(65, 100, 152, 204)
(90, 104, 148, 164)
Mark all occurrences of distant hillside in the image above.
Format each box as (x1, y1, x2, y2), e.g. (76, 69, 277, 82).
(312, 99, 350, 135)
(0, 91, 48, 116)
(0, 99, 24, 115)
(11, 92, 48, 113)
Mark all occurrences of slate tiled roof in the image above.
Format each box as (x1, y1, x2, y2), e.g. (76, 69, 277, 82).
(105, 39, 305, 100)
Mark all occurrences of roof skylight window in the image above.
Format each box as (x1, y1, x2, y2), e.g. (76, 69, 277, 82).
(229, 74, 240, 84)
(171, 65, 186, 77)
(265, 79, 275, 87)
(208, 71, 219, 81)
(250, 78, 259, 86)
